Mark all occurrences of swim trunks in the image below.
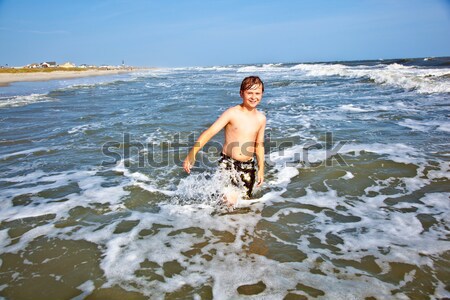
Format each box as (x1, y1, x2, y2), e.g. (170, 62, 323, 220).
(218, 153, 256, 198)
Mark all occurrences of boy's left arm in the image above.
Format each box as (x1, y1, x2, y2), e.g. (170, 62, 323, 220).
(255, 116, 266, 187)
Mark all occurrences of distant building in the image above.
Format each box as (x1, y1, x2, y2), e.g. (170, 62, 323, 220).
(25, 63, 40, 68)
(99, 65, 114, 70)
(41, 61, 56, 68)
(59, 62, 76, 68)
(25, 61, 58, 68)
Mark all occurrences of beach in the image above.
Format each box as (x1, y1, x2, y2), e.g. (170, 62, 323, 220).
(0, 68, 145, 87)
(0, 58, 449, 299)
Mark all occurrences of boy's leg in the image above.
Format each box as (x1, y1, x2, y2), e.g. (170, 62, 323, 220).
(223, 189, 239, 206)
(218, 154, 243, 206)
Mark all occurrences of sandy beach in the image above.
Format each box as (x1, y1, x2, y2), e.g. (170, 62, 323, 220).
(0, 69, 141, 87)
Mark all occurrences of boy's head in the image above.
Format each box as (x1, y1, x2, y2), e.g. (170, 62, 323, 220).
(240, 76, 264, 93)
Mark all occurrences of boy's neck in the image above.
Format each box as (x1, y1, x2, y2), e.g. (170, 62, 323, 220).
(239, 103, 256, 112)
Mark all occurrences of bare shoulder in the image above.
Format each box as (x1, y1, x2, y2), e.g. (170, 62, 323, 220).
(256, 110, 267, 124)
(224, 105, 241, 116)
(217, 106, 236, 119)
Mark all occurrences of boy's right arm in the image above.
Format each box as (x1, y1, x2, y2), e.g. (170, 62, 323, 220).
(183, 109, 232, 173)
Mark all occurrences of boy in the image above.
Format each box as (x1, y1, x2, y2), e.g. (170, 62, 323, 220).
(183, 76, 266, 206)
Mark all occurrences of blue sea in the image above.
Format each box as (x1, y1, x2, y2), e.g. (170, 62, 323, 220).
(0, 57, 449, 299)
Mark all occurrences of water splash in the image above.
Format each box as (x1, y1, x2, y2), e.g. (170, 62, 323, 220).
(172, 168, 250, 209)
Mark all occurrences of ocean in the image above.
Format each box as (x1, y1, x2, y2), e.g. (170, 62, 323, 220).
(0, 57, 449, 299)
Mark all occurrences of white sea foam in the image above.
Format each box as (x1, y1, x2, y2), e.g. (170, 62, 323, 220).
(0, 93, 55, 108)
(399, 119, 450, 132)
(291, 63, 450, 94)
(112, 160, 174, 196)
(186, 66, 236, 72)
(237, 63, 285, 73)
(1, 169, 48, 182)
(426, 161, 450, 180)
(342, 171, 354, 179)
(437, 123, 450, 132)
(339, 104, 370, 112)
(290, 63, 350, 76)
(74, 280, 95, 300)
(68, 123, 102, 134)
(0, 229, 10, 252)
(420, 192, 450, 211)
(0, 166, 133, 227)
(340, 142, 425, 164)
(269, 141, 424, 169)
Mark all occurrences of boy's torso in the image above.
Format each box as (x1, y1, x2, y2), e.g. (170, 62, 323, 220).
(222, 105, 263, 162)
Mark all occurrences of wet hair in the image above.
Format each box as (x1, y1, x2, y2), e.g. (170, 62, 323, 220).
(240, 76, 264, 93)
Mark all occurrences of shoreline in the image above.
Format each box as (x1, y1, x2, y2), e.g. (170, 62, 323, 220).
(0, 68, 150, 87)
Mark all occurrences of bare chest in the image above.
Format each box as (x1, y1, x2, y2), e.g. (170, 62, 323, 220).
(227, 116, 261, 137)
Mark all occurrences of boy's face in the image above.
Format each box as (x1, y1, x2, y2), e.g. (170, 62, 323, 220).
(240, 84, 263, 109)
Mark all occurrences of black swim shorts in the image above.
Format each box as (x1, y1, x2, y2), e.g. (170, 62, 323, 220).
(218, 153, 256, 198)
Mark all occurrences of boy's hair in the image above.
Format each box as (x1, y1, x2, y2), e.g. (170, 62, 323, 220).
(240, 76, 264, 93)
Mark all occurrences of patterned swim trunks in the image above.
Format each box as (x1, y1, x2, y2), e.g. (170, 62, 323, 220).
(218, 153, 256, 198)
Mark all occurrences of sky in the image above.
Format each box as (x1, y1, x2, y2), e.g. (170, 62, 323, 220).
(0, 0, 449, 67)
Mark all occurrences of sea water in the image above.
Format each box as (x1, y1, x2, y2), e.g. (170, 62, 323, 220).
(0, 57, 449, 299)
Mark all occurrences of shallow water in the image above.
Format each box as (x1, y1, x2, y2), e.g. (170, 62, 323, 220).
(0, 58, 449, 299)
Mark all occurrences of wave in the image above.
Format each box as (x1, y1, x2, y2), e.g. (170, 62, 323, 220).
(61, 73, 141, 89)
(232, 61, 450, 94)
(0, 146, 61, 161)
(171, 66, 236, 72)
(67, 123, 104, 135)
(0, 72, 143, 109)
(398, 119, 450, 132)
(0, 93, 55, 108)
(269, 141, 425, 170)
(291, 63, 450, 94)
(237, 63, 285, 73)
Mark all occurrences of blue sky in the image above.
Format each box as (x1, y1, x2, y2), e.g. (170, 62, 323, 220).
(0, 0, 449, 67)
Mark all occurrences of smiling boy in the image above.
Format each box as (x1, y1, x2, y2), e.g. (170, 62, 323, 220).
(183, 76, 266, 206)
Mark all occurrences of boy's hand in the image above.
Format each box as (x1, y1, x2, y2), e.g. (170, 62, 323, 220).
(183, 157, 194, 174)
(256, 170, 264, 187)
